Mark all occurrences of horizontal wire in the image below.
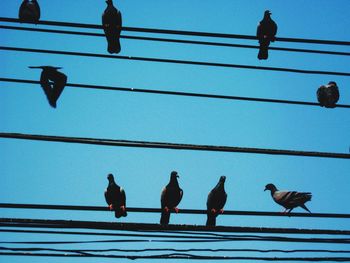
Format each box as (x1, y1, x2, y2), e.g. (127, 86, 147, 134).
(1, 46, 350, 77)
(0, 132, 349, 159)
(1, 218, 350, 235)
(1, 203, 350, 219)
(1, 25, 349, 57)
(1, 77, 350, 108)
(1, 252, 350, 261)
(1, 17, 350, 46)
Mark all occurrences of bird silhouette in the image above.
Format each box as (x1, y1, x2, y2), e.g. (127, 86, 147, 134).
(104, 173, 127, 218)
(19, 0, 40, 24)
(160, 171, 183, 225)
(29, 66, 67, 108)
(264, 183, 312, 213)
(102, 0, 122, 54)
(206, 176, 227, 226)
(317, 81, 340, 108)
(256, 10, 277, 60)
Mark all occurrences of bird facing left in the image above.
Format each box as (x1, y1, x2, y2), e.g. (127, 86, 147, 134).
(104, 173, 127, 218)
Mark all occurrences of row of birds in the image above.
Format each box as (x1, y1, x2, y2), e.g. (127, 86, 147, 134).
(105, 171, 312, 226)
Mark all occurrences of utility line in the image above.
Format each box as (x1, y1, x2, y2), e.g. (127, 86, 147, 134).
(1, 25, 349, 57)
(1, 218, 350, 235)
(2, 46, 350, 77)
(1, 17, 349, 46)
(0, 132, 349, 159)
(1, 203, 350, 219)
(1, 77, 350, 109)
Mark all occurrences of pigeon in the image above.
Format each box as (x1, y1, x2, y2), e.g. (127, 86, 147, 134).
(104, 173, 127, 218)
(206, 176, 227, 226)
(264, 183, 312, 213)
(102, 0, 122, 54)
(317, 81, 340, 108)
(256, 10, 277, 60)
(19, 0, 40, 24)
(160, 171, 183, 225)
(29, 66, 67, 108)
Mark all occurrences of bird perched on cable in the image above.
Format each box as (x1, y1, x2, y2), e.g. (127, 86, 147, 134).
(206, 176, 227, 227)
(102, 0, 122, 54)
(19, 0, 40, 24)
(105, 173, 127, 218)
(256, 10, 277, 60)
(264, 183, 312, 213)
(317, 81, 340, 108)
(160, 171, 183, 225)
(29, 66, 67, 108)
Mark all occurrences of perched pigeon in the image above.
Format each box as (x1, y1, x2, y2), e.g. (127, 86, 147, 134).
(102, 0, 122, 54)
(317, 81, 340, 108)
(19, 0, 40, 24)
(206, 176, 227, 226)
(160, 171, 183, 225)
(264, 183, 312, 213)
(104, 173, 127, 218)
(29, 66, 67, 108)
(256, 10, 277, 60)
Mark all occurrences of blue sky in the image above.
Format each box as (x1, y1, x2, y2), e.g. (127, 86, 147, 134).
(1, 0, 350, 262)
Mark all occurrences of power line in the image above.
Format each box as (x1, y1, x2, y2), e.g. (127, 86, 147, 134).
(1, 77, 349, 108)
(2, 46, 350, 77)
(1, 17, 349, 46)
(1, 203, 350, 219)
(1, 218, 350, 236)
(0, 132, 349, 159)
(1, 25, 349, 57)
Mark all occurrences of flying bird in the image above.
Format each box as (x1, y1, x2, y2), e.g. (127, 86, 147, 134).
(264, 183, 312, 213)
(104, 173, 127, 218)
(317, 81, 340, 108)
(102, 0, 122, 54)
(19, 0, 40, 23)
(256, 10, 277, 60)
(206, 176, 227, 226)
(160, 171, 183, 225)
(29, 66, 67, 108)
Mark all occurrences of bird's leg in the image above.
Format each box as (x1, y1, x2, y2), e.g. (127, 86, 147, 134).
(108, 204, 114, 210)
(164, 206, 170, 213)
(120, 205, 126, 212)
(210, 208, 217, 214)
(173, 207, 179, 214)
(281, 209, 288, 214)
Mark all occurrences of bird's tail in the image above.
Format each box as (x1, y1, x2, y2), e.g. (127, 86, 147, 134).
(258, 47, 268, 60)
(114, 206, 127, 218)
(160, 210, 170, 225)
(107, 38, 121, 54)
(206, 213, 216, 227)
(300, 193, 312, 213)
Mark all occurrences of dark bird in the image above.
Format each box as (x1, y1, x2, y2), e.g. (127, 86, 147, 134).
(29, 66, 67, 108)
(317, 81, 340, 108)
(256, 10, 277, 60)
(206, 176, 227, 226)
(160, 171, 183, 225)
(19, 0, 40, 24)
(264, 183, 312, 213)
(102, 0, 122, 54)
(104, 173, 127, 218)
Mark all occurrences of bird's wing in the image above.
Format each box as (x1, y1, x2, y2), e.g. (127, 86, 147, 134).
(120, 187, 126, 206)
(178, 188, 183, 204)
(161, 187, 167, 208)
(104, 189, 112, 205)
(274, 191, 311, 207)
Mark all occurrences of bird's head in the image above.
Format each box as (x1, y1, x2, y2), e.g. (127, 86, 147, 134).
(264, 183, 277, 192)
(264, 10, 272, 15)
(107, 173, 114, 181)
(106, 0, 113, 5)
(170, 171, 179, 179)
(219, 176, 226, 183)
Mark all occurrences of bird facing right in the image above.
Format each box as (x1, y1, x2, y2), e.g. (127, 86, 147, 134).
(264, 183, 312, 213)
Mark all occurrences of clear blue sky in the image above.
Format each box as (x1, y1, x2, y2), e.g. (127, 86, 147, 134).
(1, 0, 350, 262)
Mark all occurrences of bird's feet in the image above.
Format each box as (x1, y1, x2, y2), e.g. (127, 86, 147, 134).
(108, 204, 114, 211)
(164, 206, 170, 213)
(211, 208, 217, 214)
(219, 209, 224, 214)
(173, 207, 179, 214)
(120, 205, 126, 212)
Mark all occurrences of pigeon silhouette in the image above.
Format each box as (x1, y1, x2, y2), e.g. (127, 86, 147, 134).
(105, 173, 127, 218)
(317, 81, 340, 108)
(256, 10, 277, 60)
(19, 0, 40, 24)
(160, 171, 183, 225)
(206, 176, 227, 226)
(102, 0, 122, 54)
(29, 66, 67, 108)
(264, 183, 312, 213)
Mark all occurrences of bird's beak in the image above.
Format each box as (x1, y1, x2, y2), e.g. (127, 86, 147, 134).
(177, 175, 179, 178)
(264, 187, 267, 191)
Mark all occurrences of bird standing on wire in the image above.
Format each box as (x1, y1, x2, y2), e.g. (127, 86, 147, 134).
(160, 171, 183, 225)
(102, 0, 122, 54)
(206, 176, 227, 226)
(264, 183, 312, 213)
(105, 173, 127, 218)
(317, 81, 340, 108)
(19, 0, 40, 24)
(29, 66, 67, 108)
(256, 10, 277, 60)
